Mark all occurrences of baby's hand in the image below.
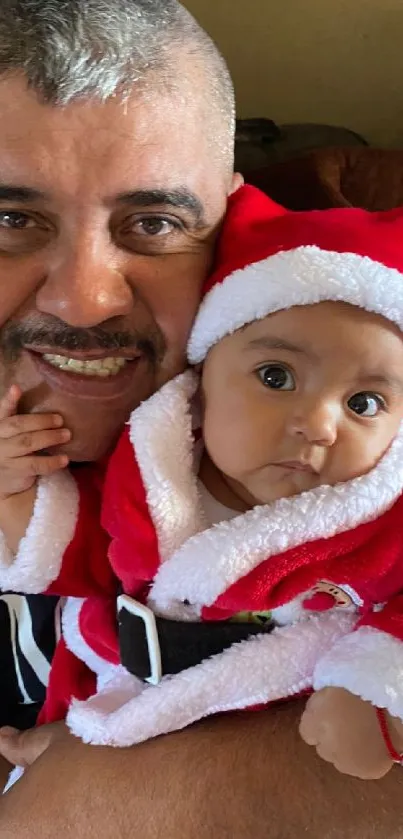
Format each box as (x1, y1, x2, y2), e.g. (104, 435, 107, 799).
(299, 687, 393, 779)
(0, 722, 66, 768)
(0, 385, 70, 500)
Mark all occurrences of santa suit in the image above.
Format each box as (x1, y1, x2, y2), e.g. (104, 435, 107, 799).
(1, 369, 403, 748)
(2, 184, 403, 748)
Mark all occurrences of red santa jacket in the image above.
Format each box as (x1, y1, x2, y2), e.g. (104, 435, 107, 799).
(1, 370, 403, 748)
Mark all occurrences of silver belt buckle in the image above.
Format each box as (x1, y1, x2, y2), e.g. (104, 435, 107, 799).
(117, 594, 162, 685)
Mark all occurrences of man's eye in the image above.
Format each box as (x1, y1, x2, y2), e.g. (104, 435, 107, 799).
(128, 217, 181, 237)
(0, 212, 37, 230)
(348, 391, 385, 417)
(257, 364, 296, 391)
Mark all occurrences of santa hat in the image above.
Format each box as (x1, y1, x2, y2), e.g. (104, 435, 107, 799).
(188, 185, 403, 363)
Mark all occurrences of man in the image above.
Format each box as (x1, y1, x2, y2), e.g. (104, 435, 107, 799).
(0, 1, 402, 836)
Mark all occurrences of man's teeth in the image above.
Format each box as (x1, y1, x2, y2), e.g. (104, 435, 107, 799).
(43, 354, 128, 377)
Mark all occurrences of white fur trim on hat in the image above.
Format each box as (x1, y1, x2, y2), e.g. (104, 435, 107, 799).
(188, 247, 403, 362)
(0, 471, 79, 593)
(313, 626, 403, 720)
(67, 611, 354, 747)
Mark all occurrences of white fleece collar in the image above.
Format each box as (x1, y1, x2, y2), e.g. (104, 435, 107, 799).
(128, 371, 403, 611)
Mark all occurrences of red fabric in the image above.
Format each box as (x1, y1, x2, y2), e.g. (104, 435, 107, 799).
(46, 463, 115, 599)
(102, 427, 161, 594)
(79, 597, 120, 664)
(203, 497, 403, 621)
(358, 595, 403, 641)
(38, 638, 96, 726)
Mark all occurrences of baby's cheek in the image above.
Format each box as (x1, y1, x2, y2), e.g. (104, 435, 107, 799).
(331, 435, 386, 484)
(203, 411, 249, 475)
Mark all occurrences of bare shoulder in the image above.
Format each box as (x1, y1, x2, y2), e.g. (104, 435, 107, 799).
(1, 702, 402, 839)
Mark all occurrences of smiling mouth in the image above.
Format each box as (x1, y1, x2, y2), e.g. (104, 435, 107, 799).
(43, 353, 129, 378)
(26, 347, 147, 401)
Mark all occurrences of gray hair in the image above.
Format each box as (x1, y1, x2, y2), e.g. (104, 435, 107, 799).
(0, 0, 235, 168)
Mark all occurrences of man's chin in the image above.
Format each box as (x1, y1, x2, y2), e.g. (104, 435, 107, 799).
(17, 385, 133, 462)
(51, 441, 109, 464)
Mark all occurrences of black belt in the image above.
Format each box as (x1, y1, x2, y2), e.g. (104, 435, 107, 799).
(118, 594, 274, 684)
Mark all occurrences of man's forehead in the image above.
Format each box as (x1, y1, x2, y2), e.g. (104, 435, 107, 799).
(0, 77, 209, 183)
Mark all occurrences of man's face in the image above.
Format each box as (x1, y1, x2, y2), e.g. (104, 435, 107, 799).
(0, 76, 239, 460)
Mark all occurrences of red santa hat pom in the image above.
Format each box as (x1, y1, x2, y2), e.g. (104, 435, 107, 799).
(187, 185, 403, 364)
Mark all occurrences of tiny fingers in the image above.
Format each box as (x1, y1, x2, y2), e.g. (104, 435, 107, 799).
(0, 413, 65, 440)
(0, 427, 71, 459)
(0, 385, 22, 421)
(16, 453, 69, 478)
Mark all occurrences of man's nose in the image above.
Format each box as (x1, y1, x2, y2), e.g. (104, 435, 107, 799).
(287, 398, 340, 447)
(36, 234, 133, 327)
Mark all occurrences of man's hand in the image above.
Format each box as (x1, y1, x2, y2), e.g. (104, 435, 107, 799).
(0, 385, 70, 499)
(0, 723, 65, 769)
(300, 687, 393, 779)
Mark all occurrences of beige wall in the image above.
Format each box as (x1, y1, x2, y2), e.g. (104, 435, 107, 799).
(183, 0, 403, 147)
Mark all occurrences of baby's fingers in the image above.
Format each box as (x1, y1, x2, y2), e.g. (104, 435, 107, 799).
(0, 412, 64, 440)
(13, 453, 69, 478)
(0, 386, 21, 421)
(0, 426, 71, 458)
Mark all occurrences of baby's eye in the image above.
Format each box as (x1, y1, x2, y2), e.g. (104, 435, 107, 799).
(348, 391, 385, 417)
(257, 365, 295, 391)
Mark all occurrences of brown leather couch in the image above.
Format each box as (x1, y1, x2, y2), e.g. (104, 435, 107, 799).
(246, 147, 403, 211)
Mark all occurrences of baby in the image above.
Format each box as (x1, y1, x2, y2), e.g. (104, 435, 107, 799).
(1, 185, 403, 781)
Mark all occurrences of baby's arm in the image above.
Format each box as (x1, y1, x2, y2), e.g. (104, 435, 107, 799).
(0, 384, 114, 597)
(301, 594, 403, 778)
(300, 687, 396, 779)
(0, 384, 69, 553)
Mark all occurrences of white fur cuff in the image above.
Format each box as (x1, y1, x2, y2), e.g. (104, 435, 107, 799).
(0, 471, 79, 593)
(313, 626, 403, 719)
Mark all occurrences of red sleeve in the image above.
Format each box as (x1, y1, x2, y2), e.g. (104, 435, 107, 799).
(101, 427, 160, 595)
(358, 594, 403, 641)
(38, 637, 97, 726)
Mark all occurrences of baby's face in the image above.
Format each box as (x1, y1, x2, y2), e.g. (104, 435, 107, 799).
(200, 301, 403, 510)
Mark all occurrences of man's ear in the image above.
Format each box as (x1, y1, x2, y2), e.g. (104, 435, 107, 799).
(229, 172, 244, 195)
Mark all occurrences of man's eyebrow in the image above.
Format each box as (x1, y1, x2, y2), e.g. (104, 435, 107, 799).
(0, 184, 48, 202)
(245, 336, 317, 359)
(114, 189, 205, 222)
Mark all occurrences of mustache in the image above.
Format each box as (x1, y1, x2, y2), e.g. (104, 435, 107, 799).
(0, 316, 167, 366)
